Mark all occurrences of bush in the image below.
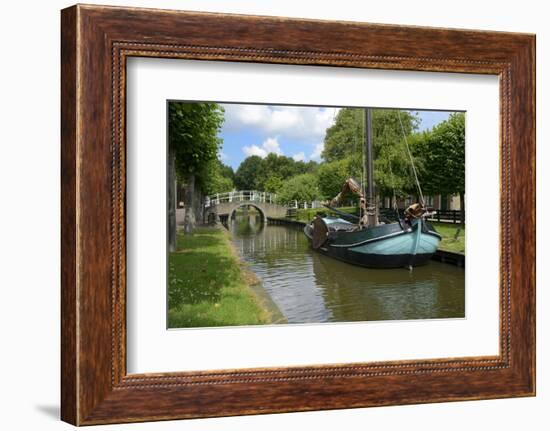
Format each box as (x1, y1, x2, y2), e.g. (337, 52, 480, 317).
(276, 173, 321, 204)
(264, 175, 284, 193)
(316, 157, 360, 200)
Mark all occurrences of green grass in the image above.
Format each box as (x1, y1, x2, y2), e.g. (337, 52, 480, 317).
(168, 227, 270, 328)
(432, 222, 465, 254)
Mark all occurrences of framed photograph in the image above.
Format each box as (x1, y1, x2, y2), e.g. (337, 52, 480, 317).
(61, 4, 535, 425)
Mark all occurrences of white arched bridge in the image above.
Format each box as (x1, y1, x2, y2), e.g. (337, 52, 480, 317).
(204, 191, 288, 223)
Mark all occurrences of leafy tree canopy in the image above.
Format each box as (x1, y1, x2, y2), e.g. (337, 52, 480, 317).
(276, 174, 321, 204)
(303, 160, 320, 174)
(234, 155, 264, 190)
(322, 108, 421, 197)
(207, 159, 235, 195)
(317, 157, 359, 201)
(414, 112, 465, 197)
(264, 175, 284, 194)
(168, 102, 225, 191)
(218, 162, 235, 183)
(263, 154, 299, 181)
(235, 154, 319, 191)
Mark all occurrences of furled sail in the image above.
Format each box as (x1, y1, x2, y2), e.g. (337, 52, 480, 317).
(329, 177, 363, 207)
(328, 177, 372, 227)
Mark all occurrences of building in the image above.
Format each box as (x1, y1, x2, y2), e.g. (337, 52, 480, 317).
(381, 194, 462, 211)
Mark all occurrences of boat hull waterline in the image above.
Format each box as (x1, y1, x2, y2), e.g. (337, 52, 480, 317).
(304, 217, 441, 269)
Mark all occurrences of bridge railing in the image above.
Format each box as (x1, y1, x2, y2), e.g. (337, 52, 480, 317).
(205, 191, 277, 207)
(286, 200, 324, 209)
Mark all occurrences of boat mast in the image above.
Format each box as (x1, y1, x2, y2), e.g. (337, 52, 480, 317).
(364, 108, 377, 226)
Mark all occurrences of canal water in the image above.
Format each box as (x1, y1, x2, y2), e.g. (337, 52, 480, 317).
(228, 213, 465, 324)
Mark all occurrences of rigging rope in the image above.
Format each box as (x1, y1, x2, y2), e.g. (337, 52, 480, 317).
(353, 134, 364, 222)
(388, 161, 400, 221)
(398, 111, 425, 207)
(361, 111, 368, 218)
(384, 130, 400, 221)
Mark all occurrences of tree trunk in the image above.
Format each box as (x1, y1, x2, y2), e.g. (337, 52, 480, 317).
(168, 149, 177, 252)
(454, 192, 465, 240)
(197, 188, 204, 224)
(183, 173, 196, 234)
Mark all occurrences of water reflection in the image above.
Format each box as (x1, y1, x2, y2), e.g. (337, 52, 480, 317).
(228, 213, 465, 324)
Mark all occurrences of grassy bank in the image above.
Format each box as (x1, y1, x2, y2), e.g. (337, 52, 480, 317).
(295, 208, 464, 254)
(168, 227, 273, 328)
(431, 222, 465, 254)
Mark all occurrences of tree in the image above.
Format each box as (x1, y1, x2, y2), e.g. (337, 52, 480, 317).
(276, 174, 321, 204)
(258, 153, 307, 189)
(322, 108, 420, 198)
(316, 157, 359, 201)
(264, 175, 284, 194)
(168, 102, 224, 239)
(206, 159, 235, 195)
(169, 102, 224, 186)
(234, 155, 264, 190)
(217, 162, 235, 184)
(209, 175, 234, 194)
(322, 109, 364, 162)
(233, 154, 320, 192)
(303, 160, 319, 174)
(264, 153, 298, 178)
(415, 112, 465, 228)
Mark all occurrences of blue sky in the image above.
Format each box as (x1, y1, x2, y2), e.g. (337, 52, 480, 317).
(218, 104, 455, 170)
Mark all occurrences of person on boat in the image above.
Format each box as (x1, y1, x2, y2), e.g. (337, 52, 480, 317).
(358, 197, 369, 227)
(403, 202, 426, 228)
(405, 202, 424, 219)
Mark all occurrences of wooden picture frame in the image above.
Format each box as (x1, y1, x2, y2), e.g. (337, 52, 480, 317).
(61, 4, 535, 425)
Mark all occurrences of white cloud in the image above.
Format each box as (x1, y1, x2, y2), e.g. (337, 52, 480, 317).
(242, 145, 267, 158)
(242, 137, 282, 159)
(292, 152, 305, 162)
(310, 142, 325, 161)
(218, 151, 230, 162)
(223, 104, 340, 141)
(262, 137, 283, 155)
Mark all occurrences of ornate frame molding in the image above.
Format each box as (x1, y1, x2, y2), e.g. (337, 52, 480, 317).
(61, 5, 535, 425)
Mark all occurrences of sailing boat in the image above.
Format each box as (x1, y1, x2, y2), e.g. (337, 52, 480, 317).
(303, 109, 441, 269)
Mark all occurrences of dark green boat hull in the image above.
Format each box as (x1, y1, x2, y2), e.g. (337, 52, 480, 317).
(304, 218, 441, 269)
